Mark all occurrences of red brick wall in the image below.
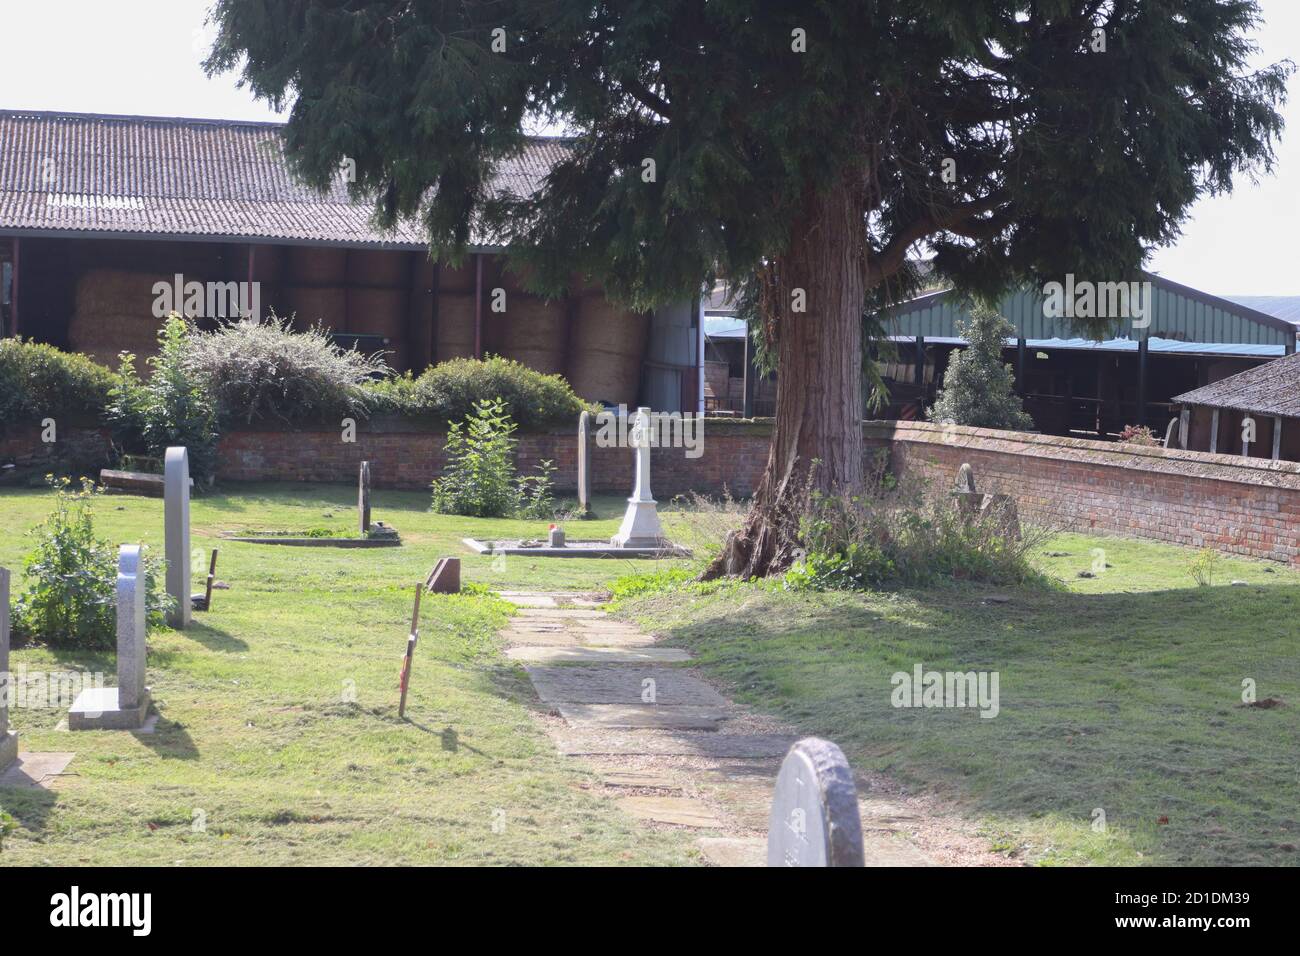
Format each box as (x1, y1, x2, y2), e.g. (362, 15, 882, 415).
(866, 421, 1300, 566)
(214, 419, 773, 499)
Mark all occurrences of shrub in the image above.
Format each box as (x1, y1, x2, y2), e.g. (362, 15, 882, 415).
(185, 315, 388, 425)
(431, 399, 559, 518)
(408, 355, 591, 430)
(108, 316, 219, 484)
(0, 338, 115, 428)
(783, 474, 1051, 591)
(1187, 547, 1220, 587)
(1118, 424, 1161, 446)
(11, 477, 171, 649)
(929, 306, 1034, 431)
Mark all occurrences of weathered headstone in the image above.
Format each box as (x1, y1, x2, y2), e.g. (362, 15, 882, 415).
(951, 462, 1020, 538)
(577, 411, 592, 515)
(69, 545, 152, 730)
(358, 460, 372, 534)
(425, 557, 461, 594)
(767, 737, 865, 867)
(611, 407, 666, 548)
(0, 566, 17, 770)
(164, 446, 191, 628)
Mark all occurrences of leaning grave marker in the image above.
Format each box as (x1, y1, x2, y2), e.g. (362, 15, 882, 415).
(165, 446, 191, 629)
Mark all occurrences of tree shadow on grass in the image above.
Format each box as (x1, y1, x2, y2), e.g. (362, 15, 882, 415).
(0, 784, 58, 839)
(133, 715, 200, 761)
(643, 581, 1300, 866)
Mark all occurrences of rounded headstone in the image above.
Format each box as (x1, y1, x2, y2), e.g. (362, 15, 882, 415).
(767, 737, 865, 867)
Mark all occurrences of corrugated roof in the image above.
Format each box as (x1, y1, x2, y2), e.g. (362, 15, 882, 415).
(1223, 295, 1300, 329)
(885, 275, 1296, 350)
(1173, 351, 1300, 418)
(0, 109, 570, 247)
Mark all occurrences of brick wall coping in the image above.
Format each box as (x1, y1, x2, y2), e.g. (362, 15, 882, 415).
(867, 420, 1300, 491)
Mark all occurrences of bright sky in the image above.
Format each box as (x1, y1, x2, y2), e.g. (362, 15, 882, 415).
(1, 0, 1297, 294)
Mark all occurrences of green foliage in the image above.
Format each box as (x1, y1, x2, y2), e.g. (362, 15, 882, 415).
(784, 479, 1049, 591)
(0, 810, 15, 852)
(108, 316, 219, 484)
(515, 459, 558, 519)
(208, 1, 1287, 321)
(1188, 547, 1221, 587)
(929, 307, 1033, 431)
(609, 566, 702, 603)
(186, 315, 388, 425)
(431, 399, 561, 518)
(11, 477, 171, 649)
(0, 338, 115, 428)
(405, 356, 591, 430)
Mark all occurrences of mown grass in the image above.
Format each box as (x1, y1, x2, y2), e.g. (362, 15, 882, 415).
(613, 531, 1300, 866)
(0, 483, 698, 865)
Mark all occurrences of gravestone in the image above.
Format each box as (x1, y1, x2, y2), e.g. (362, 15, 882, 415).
(358, 460, 372, 534)
(767, 737, 865, 867)
(577, 411, 592, 516)
(164, 446, 191, 628)
(611, 407, 666, 548)
(425, 557, 461, 594)
(951, 462, 1021, 538)
(0, 566, 17, 770)
(69, 545, 152, 730)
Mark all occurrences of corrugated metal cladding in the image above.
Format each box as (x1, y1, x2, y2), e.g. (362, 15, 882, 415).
(886, 279, 1294, 348)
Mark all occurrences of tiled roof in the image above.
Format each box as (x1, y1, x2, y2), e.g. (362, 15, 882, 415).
(1173, 351, 1300, 418)
(0, 109, 570, 247)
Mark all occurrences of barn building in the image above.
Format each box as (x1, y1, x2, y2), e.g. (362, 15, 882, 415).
(0, 110, 702, 412)
(1169, 351, 1300, 461)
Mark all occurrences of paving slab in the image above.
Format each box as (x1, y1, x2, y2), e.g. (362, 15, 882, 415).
(501, 593, 557, 607)
(615, 796, 725, 829)
(0, 752, 75, 789)
(515, 608, 606, 619)
(505, 629, 658, 648)
(862, 833, 935, 866)
(552, 729, 796, 758)
(525, 665, 727, 705)
(601, 771, 682, 790)
(556, 703, 726, 730)
(698, 836, 766, 867)
(506, 646, 691, 664)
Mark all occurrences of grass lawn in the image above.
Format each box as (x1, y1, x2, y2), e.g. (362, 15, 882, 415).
(2, 481, 1295, 867)
(614, 531, 1300, 867)
(0, 483, 699, 865)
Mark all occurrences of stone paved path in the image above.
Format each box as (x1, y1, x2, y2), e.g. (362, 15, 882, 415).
(499, 591, 943, 867)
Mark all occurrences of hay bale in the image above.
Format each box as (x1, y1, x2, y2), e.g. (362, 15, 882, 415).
(346, 249, 409, 288)
(346, 288, 407, 338)
(286, 246, 347, 285)
(436, 292, 477, 360)
(438, 260, 478, 293)
(497, 295, 566, 375)
(284, 286, 347, 330)
(69, 270, 174, 372)
(567, 295, 648, 405)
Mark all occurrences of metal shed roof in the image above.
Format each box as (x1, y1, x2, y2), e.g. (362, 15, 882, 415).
(885, 274, 1296, 352)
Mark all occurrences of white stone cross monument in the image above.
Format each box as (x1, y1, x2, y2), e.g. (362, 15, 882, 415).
(165, 446, 191, 628)
(767, 737, 865, 867)
(69, 545, 152, 730)
(1, 566, 17, 770)
(611, 406, 666, 548)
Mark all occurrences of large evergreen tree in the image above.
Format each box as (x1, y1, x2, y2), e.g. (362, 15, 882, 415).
(206, 0, 1289, 576)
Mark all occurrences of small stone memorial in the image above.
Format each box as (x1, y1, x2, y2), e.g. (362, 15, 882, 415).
(359, 460, 372, 534)
(611, 407, 667, 548)
(951, 462, 1020, 539)
(164, 446, 191, 628)
(69, 545, 152, 731)
(767, 737, 865, 867)
(1, 566, 17, 770)
(577, 411, 592, 516)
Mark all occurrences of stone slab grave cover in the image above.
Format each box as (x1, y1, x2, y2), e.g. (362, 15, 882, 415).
(1, 566, 16, 770)
(69, 545, 153, 731)
(767, 737, 865, 867)
(164, 446, 191, 629)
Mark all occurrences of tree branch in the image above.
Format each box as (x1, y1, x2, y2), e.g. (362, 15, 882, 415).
(867, 195, 1006, 285)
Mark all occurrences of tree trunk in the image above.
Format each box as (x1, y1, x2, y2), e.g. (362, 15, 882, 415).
(705, 172, 866, 579)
